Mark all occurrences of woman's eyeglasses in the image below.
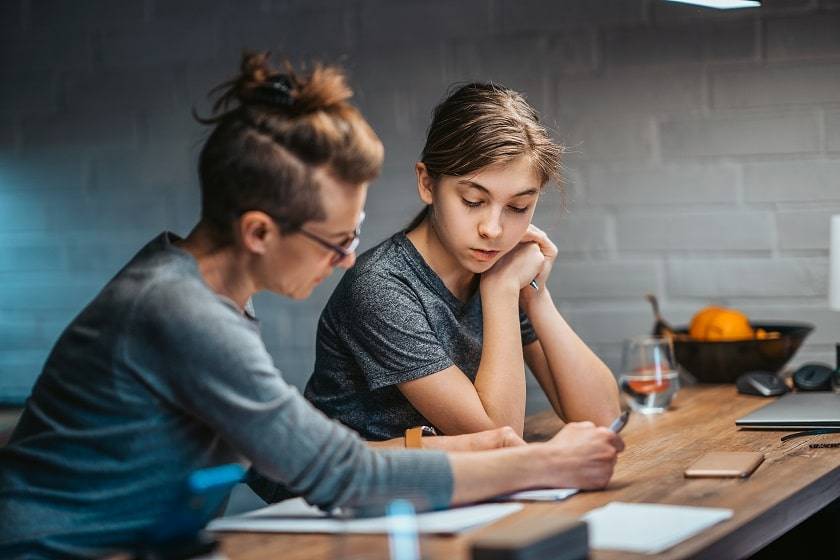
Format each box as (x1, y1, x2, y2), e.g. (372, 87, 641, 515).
(298, 211, 365, 265)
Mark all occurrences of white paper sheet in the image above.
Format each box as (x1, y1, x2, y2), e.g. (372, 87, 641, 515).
(501, 488, 578, 502)
(582, 502, 733, 554)
(207, 498, 523, 535)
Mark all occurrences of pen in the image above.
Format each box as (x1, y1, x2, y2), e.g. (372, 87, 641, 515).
(609, 410, 630, 434)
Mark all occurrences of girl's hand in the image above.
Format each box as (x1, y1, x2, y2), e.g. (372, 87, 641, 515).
(421, 427, 527, 452)
(480, 241, 545, 295)
(518, 225, 558, 306)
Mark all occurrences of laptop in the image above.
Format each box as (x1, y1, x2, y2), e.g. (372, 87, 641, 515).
(736, 393, 840, 429)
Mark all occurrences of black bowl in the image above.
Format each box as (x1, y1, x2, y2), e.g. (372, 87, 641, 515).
(671, 322, 814, 383)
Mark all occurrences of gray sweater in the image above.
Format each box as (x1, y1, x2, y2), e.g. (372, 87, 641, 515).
(0, 233, 452, 557)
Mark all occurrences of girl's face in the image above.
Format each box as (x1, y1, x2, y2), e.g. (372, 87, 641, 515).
(417, 155, 542, 274)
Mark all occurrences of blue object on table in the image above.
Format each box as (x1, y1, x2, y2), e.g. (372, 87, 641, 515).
(143, 463, 246, 556)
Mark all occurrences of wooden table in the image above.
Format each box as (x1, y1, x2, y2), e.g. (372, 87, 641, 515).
(220, 386, 840, 559)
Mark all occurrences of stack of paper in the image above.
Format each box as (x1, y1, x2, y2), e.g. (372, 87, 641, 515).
(582, 502, 734, 554)
(500, 488, 578, 502)
(207, 498, 523, 535)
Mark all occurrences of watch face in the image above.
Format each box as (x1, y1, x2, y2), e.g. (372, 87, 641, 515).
(421, 426, 437, 436)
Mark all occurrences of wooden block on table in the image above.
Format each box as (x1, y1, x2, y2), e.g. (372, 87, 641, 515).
(470, 515, 588, 560)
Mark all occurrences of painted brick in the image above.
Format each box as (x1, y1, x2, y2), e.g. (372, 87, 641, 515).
(549, 260, 660, 299)
(62, 232, 161, 272)
(22, 111, 138, 152)
(61, 68, 181, 113)
(363, 167, 423, 243)
(448, 31, 597, 95)
(712, 62, 840, 109)
(91, 146, 194, 193)
(565, 115, 655, 162)
(0, 312, 68, 352)
(0, 190, 51, 230)
(0, 233, 65, 272)
(140, 110, 206, 152)
(30, 0, 146, 28)
(358, 0, 494, 46)
(558, 307, 653, 345)
(587, 164, 738, 206)
(537, 211, 612, 255)
(743, 160, 840, 203)
(98, 22, 224, 70)
(791, 345, 839, 370)
(766, 14, 840, 59)
(0, 71, 57, 119)
(0, 272, 105, 311)
(604, 20, 755, 67)
(351, 44, 449, 122)
(180, 61, 234, 113)
(0, 122, 16, 154)
(0, 350, 50, 402)
(827, 110, 840, 152)
(497, 0, 647, 33)
(777, 208, 840, 250)
(660, 112, 821, 158)
(220, 9, 353, 61)
(0, 152, 87, 193)
(151, 0, 267, 21)
(668, 257, 828, 298)
(556, 68, 704, 120)
(0, 186, 171, 233)
(0, 1, 23, 33)
(733, 303, 840, 345)
(0, 28, 93, 71)
(616, 211, 774, 252)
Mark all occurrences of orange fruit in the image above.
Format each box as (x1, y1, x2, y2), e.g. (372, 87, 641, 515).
(689, 306, 754, 341)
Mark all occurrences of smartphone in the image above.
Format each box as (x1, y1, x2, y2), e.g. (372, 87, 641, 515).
(609, 410, 630, 434)
(684, 452, 764, 478)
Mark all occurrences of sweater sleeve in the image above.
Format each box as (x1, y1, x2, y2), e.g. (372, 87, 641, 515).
(126, 281, 453, 511)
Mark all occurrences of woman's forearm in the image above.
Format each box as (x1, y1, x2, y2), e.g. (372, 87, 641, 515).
(474, 282, 527, 435)
(449, 445, 551, 504)
(525, 290, 621, 426)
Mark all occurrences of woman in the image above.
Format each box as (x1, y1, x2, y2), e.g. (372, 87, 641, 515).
(0, 54, 623, 557)
(305, 83, 621, 440)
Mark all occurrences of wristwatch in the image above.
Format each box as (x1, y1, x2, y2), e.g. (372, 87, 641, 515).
(404, 425, 437, 448)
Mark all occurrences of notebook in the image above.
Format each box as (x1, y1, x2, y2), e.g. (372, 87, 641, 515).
(582, 502, 733, 553)
(207, 498, 522, 535)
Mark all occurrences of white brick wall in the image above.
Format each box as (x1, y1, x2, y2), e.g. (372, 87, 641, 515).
(2, 0, 840, 404)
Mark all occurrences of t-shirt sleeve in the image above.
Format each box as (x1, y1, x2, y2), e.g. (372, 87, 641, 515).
(126, 281, 453, 511)
(520, 308, 538, 347)
(342, 275, 454, 391)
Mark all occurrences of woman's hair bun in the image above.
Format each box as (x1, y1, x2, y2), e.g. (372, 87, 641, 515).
(204, 51, 354, 119)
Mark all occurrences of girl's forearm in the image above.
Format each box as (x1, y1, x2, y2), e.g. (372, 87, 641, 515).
(525, 290, 621, 426)
(474, 282, 527, 435)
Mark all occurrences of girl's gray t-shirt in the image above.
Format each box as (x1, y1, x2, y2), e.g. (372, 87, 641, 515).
(304, 232, 537, 440)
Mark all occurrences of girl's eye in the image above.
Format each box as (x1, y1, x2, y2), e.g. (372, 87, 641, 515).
(507, 205, 529, 214)
(462, 199, 482, 208)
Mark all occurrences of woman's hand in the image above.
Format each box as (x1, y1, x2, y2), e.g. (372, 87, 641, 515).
(540, 421, 624, 490)
(517, 224, 558, 307)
